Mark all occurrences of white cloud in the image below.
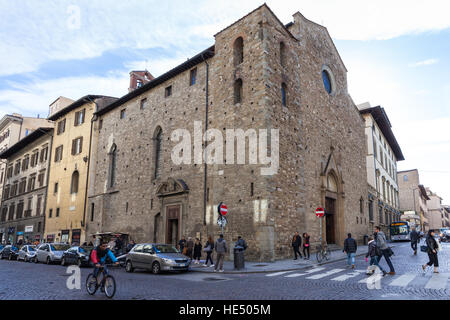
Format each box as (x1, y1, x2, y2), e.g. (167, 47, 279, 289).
(0, 72, 129, 118)
(409, 59, 439, 67)
(1, 1, 450, 77)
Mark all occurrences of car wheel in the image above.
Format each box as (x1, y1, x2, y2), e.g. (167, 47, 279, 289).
(152, 262, 161, 274)
(125, 260, 134, 273)
(61, 257, 66, 266)
(46, 257, 51, 265)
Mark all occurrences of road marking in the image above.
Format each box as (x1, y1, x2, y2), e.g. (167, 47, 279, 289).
(388, 274, 416, 287)
(307, 268, 344, 280)
(284, 267, 326, 278)
(424, 273, 449, 290)
(331, 271, 362, 282)
(266, 271, 292, 277)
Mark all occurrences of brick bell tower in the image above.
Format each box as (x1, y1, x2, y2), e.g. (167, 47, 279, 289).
(128, 70, 154, 92)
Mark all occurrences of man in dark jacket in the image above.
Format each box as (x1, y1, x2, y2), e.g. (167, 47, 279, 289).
(344, 233, 357, 269)
(235, 236, 247, 251)
(291, 232, 302, 260)
(410, 227, 420, 255)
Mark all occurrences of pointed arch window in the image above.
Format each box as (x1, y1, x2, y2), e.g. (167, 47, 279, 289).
(108, 144, 117, 188)
(281, 83, 287, 107)
(154, 128, 163, 179)
(234, 79, 243, 104)
(70, 170, 79, 194)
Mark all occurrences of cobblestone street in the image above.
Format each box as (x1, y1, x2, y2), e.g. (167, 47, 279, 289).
(0, 241, 449, 300)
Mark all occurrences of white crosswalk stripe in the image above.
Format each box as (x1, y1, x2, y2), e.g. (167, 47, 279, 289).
(306, 268, 344, 280)
(266, 271, 292, 277)
(424, 273, 450, 290)
(284, 267, 326, 278)
(389, 274, 416, 287)
(331, 271, 362, 282)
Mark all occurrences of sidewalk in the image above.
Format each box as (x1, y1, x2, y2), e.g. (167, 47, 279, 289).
(189, 244, 382, 274)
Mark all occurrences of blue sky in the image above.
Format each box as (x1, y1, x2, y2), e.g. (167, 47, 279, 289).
(0, 0, 449, 202)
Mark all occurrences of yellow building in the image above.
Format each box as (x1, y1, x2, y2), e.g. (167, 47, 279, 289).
(44, 95, 116, 244)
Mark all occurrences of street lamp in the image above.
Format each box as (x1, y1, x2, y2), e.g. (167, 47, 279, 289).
(412, 187, 422, 231)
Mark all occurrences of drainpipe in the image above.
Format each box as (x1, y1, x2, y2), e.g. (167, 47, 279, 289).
(81, 97, 96, 240)
(202, 55, 209, 226)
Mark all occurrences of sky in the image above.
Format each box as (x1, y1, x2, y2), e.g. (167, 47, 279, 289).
(0, 0, 449, 203)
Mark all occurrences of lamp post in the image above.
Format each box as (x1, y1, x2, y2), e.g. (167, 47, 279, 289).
(412, 187, 422, 231)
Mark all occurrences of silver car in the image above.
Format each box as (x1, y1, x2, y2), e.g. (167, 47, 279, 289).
(125, 243, 190, 274)
(35, 243, 71, 264)
(17, 245, 36, 262)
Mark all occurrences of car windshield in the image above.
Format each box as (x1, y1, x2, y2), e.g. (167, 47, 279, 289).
(50, 244, 71, 251)
(28, 246, 35, 251)
(153, 245, 179, 253)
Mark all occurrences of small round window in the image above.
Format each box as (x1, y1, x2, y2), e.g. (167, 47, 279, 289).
(322, 70, 332, 94)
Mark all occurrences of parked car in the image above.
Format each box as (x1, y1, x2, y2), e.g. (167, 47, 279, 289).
(35, 243, 71, 264)
(0, 245, 19, 260)
(17, 245, 36, 262)
(61, 246, 93, 267)
(125, 243, 190, 274)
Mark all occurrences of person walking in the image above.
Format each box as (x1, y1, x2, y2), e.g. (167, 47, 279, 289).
(291, 232, 302, 260)
(203, 236, 214, 267)
(302, 233, 310, 260)
(186, 237, 194, 259)
(214, 234, 227, 272)
(344, 233, 357, 269)
(374, 226, 395, 275)
(193, 238, 202, 264)
(422, 230, 439, 273)
(365, 236, 387, 276)
(179, 236, 187, 254)
(410, 226, 420, 255)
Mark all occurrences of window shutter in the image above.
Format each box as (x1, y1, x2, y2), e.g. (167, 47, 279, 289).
(79, 137, 83, 154)
(72, 139, 76, 155)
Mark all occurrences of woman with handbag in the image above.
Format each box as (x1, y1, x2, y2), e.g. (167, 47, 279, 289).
(422, 230, 439, 273)
(203, 236, 214, 267)
(302, 233, 310, 260)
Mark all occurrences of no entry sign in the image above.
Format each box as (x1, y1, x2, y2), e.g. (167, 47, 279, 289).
(315, 207, 325, 218)
(218, 202, 228, 216)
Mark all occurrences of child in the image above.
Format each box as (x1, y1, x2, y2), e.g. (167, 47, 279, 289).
(366, 236, 387, 276)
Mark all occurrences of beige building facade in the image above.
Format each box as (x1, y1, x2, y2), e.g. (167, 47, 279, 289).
(426, 188, 446, 231)
(43, 95, 117, 244)
(87, 4, 368, 261)
(0, 128, 53, 244)
(358, 103, 404, 236)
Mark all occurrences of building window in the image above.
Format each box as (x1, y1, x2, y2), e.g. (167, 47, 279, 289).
(368, 200, 374, 221)
(54, 145, 63, 162)
(36, 196, 42, 216)
(71, 137, 83, 155)
(233, 37, 244, 66)
(14, 161, 21, 175)
(16, 201, 24, 219)
(22, 156, 29, 171)
(281, 83, 287, 107)
(1, 207, 7, 222)
(250, 183, 254, 197)
(108, 144, 117, 188)
(120, 109, 126, 119)
(56, 208, 60, 217)
(27, 175, 36, 192)
(31, 150, 39, 167)
(190, 68, 197, 86)
(38, 170, 45, 187)
(99, 119, 103, 130)
(54, 182, 58, 194)
(165, 86, 172, 98)
(360, 198, 364, 214)
(40, 146, 48, 163)
(322, 69, 332, 94)
(37, 222, 41, 232)
(74, 109, 86, 126)
(140, 98, 147, 110)
(8, 204, 15, 221)
(154, 127, 162, 179)
(70, 170, 79, 194)
(280, 42, 286, 67)
(57, 119, 66, 135)
(234, 79, 243, 104)
(49, 209, 53, 218)
(403, 175, 408, 181)
(91, 203, 95, 222)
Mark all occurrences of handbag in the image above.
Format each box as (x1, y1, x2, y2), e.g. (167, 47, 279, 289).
(387, 247, 394, 257)
(420, 245, 428, 253)
(203, 245, 211, 252)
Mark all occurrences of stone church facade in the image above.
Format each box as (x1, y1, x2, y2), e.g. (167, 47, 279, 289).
(86, 4, 368, 261)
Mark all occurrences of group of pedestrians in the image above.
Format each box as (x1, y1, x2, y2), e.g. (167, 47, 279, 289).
(178, 234, 247, 272)
(291, 232, 310, 260)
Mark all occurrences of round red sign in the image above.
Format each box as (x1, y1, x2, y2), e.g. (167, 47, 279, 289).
(219, 203, 228, 216)
(315, 207, 325, 218)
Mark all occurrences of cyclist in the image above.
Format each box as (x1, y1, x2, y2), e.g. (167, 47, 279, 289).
(90, 241, 119, 281)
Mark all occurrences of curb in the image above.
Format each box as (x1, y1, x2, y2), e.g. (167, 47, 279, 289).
(190, 244, 397, 274)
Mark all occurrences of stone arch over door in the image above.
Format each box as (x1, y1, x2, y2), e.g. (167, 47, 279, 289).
(156, 178, 189, 245)
(320, 149, 344, 246)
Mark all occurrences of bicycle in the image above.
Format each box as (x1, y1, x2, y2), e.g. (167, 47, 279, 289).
(316, 244, 331, 263)
(86, 263, 117, 298)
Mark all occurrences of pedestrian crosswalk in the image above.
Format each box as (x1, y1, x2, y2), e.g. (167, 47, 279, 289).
(265, 267, 450, 290)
